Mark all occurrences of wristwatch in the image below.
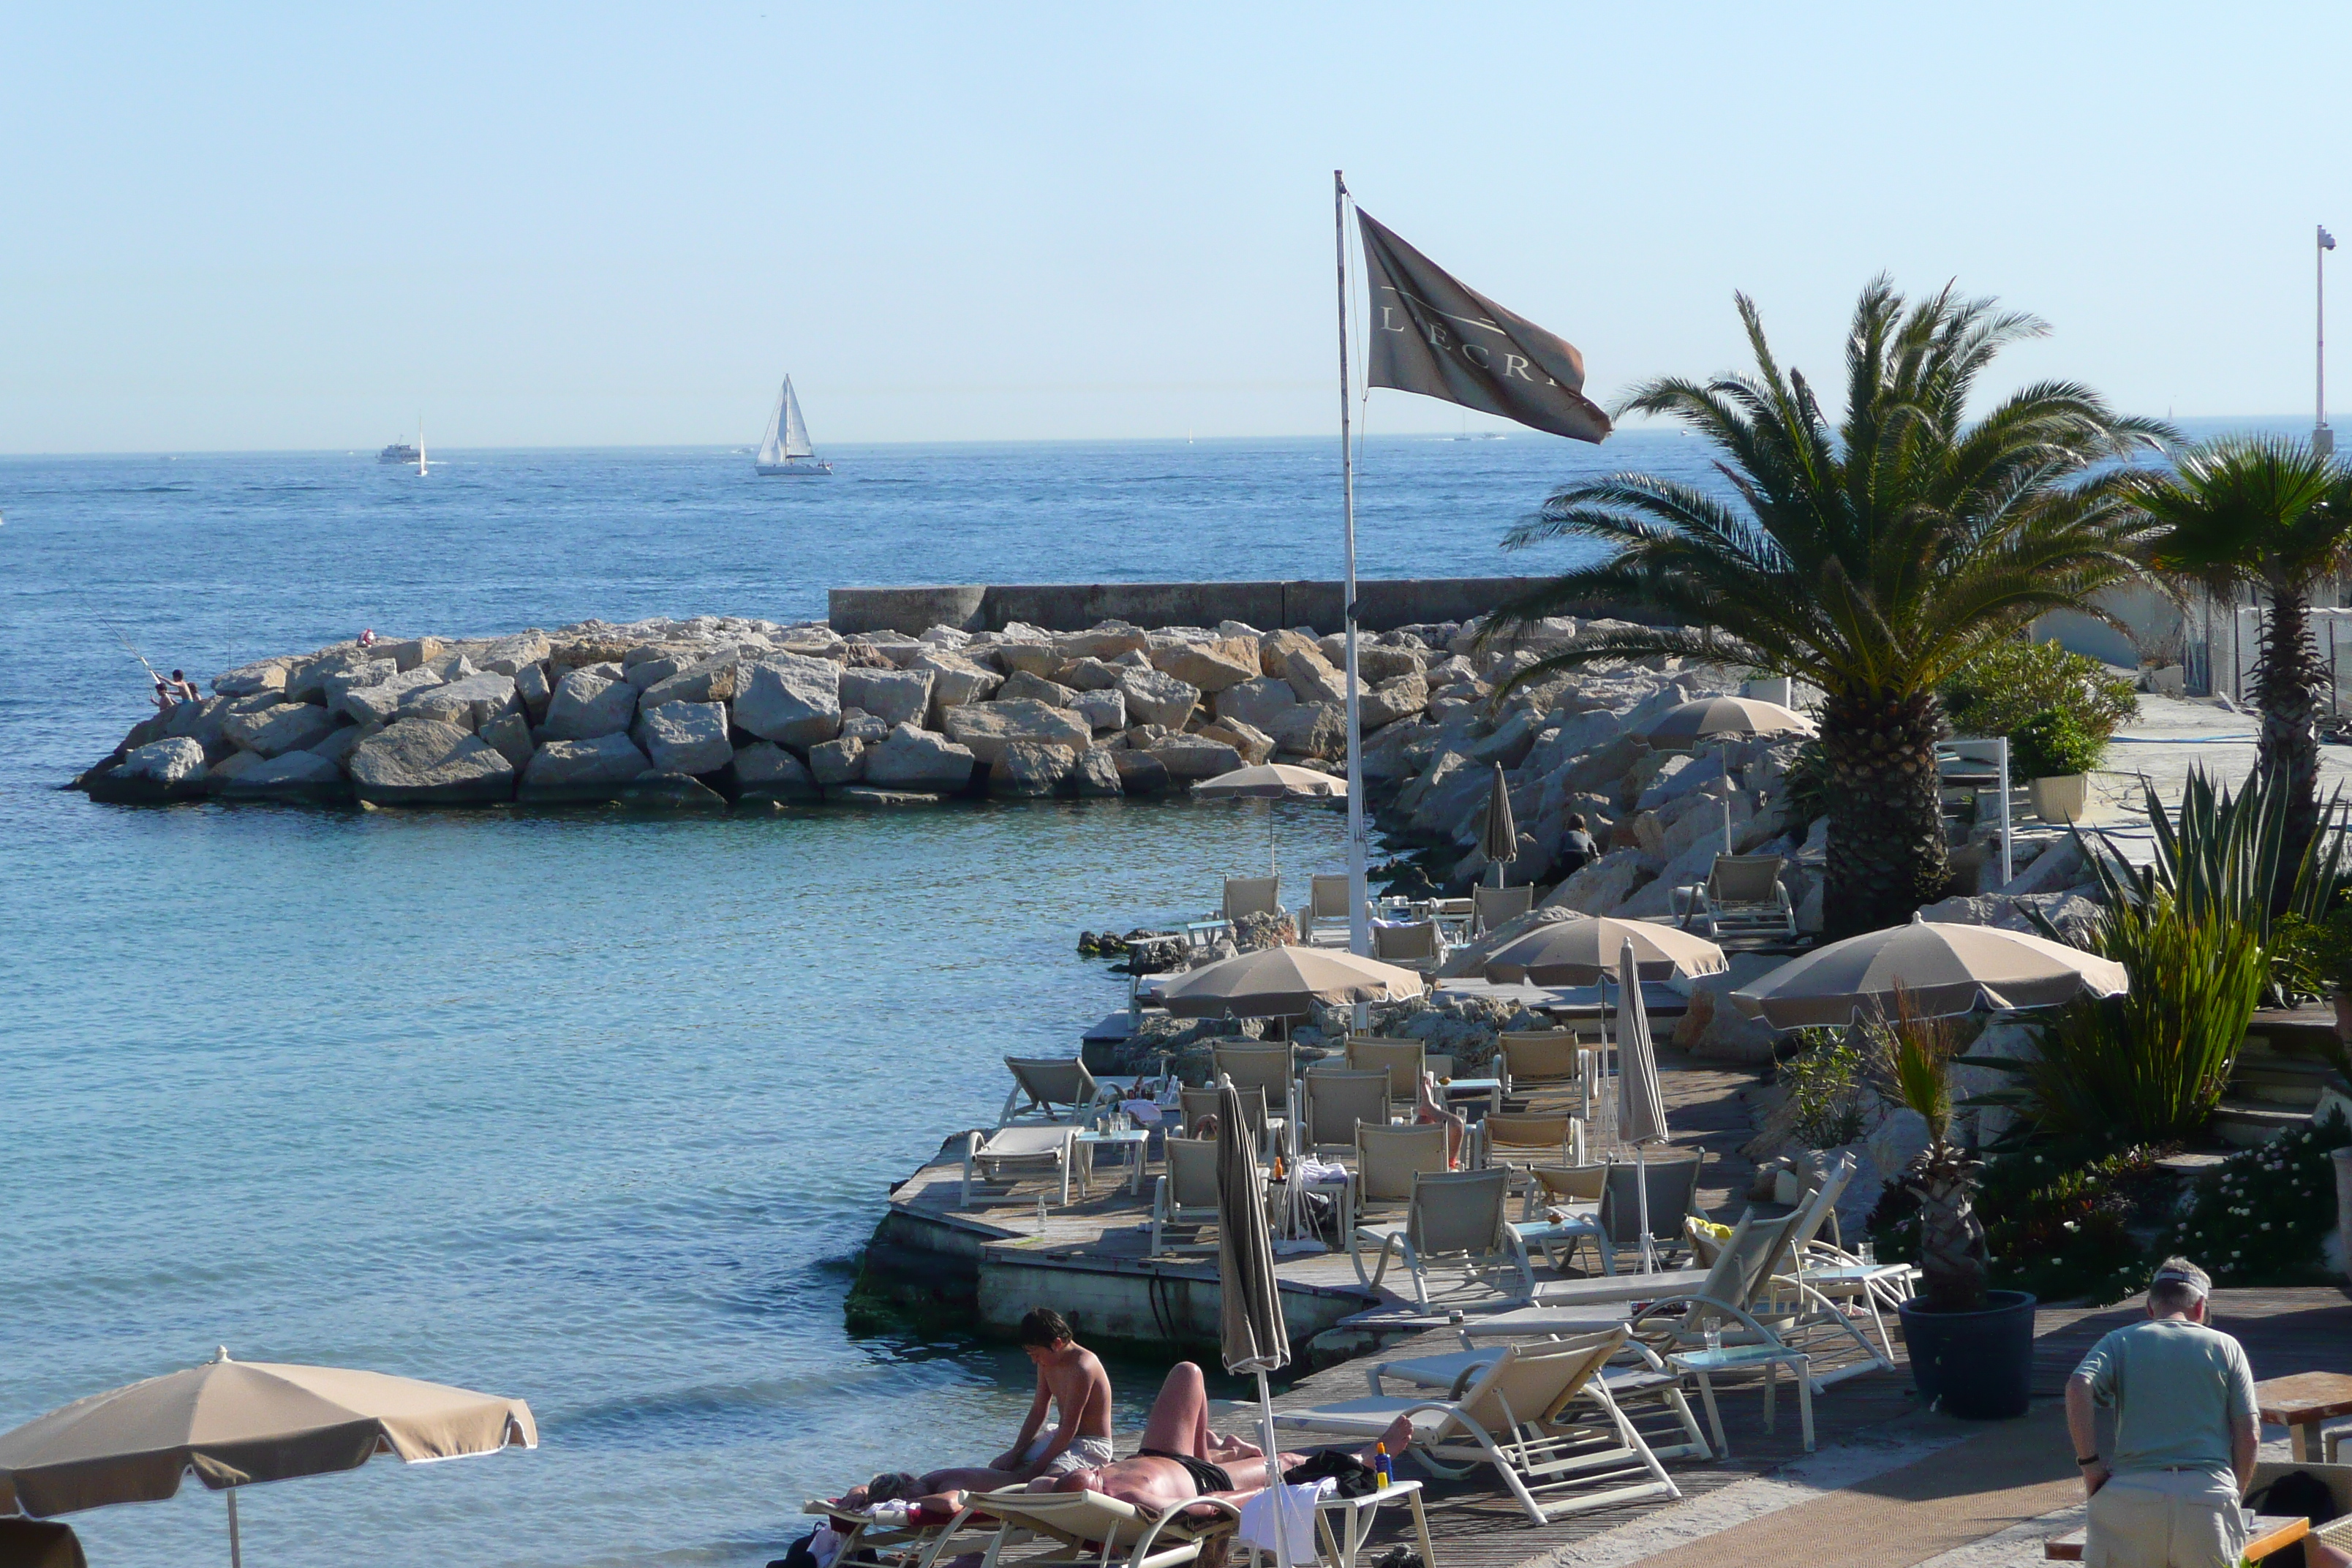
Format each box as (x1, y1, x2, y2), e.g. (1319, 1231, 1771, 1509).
(2077, 1455, 2102, 1466)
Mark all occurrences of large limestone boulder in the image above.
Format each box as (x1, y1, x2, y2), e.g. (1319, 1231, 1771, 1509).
(514, 661, 554, 721)
(473, 631, 553, 676)
(1055, 625, 1150, 660)
(349, 718, 516, 804)
(633, 700, 732, 774)
(1281, 649, 1348, 706)
(216, 749, 347, 802)
(124, 736, 210, 788)
(640, 654, 741, 709)
(283, 649, 372, 703)
(1215, 678, 1297, 733)
(1360, 673, 1429, 730)
(1112, 750, 1171, 795)
(995, 641, 1063, 677)
(1074, 687, 1126, 733)
(864, 723, 977, 791)
(1151, 736, 1244, 781)
(336, 665, 443, 726)
(203, 749, 268, 794)
(309, 721, 375, 769)
(1116, 666, 1200, 729)
(810, 736, 869, 786)
(1058, 657, 1126, 693)
(1470, 708, 1540, 769)
(1320, 638, 1425, 683)
(1540, 848, 1661, 915)
(734, 655, 843, 747)
(225, 701, 339, 758)
(943, 699, 1090, 764)
(404, 671, 519, 731)
(1267, 703, 1347, 759)
(212, 658, 292, 697)
(540, 669, 638, 740)
(996, 669, 1080, 709)
(1197, 717, 1273, 766)
(1257, 628, 1322, 678)
(990, 741, 1074, 797)
(614, 773, 729, 812)
(840, 667, 936, 729)
(913, 652, 1000, 723)
(734, 741, 821, 802)
(1151, 638, 1257, 693)
(380, 637, 445, 673)
(480, 712, 535, 770)
(1071, 748, 1124, 798)
(520, 734, 652, 801)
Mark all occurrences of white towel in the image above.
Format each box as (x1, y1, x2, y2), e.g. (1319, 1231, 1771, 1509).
(1237, 1479, 1335, 1556)
(1121, 1098, 1165, 1124)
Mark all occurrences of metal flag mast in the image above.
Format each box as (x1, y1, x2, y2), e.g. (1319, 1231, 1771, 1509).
(1335, 170, 1370, 956)
(2318, 225, 2337, 459)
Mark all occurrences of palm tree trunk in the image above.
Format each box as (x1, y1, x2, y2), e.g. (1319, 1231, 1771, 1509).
(1820, 687, 1949, 939)
(1907, 1142, 1989, 1313)
(2255, 582, 2326, 893)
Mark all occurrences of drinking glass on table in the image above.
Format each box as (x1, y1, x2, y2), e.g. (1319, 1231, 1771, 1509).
(1858, 1240, 1877, 1266)
(1703, 1325, 1722, 1354)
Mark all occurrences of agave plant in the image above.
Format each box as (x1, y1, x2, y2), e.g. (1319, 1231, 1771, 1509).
(1872, 994, 1987, 1312)
(1482, 278, 2164, 938)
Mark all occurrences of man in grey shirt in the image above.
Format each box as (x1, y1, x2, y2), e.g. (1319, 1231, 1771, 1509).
(2066, 1257, 2259, 1568)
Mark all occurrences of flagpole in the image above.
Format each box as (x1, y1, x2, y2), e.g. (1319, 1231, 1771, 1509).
(1336, 170, 1369, 958)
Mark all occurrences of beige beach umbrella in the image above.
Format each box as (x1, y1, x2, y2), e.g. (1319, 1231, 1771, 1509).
(1482, 916, 1727, 985)
(1194, 764, 1346, 876)
(1158, 946, 1423, 1019)
(0, 1349, 536, 1565)
(1213, 1077, 1295, 1567)
(1729, 915, 2127, 1029)
(1479, 764, 1518, 886)
(1643, 696, 1815, 751)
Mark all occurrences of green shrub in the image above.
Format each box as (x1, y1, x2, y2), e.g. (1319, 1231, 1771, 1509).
(1775, 1028, 1869, 1148)
(1941, 638, 2138, 745)
(2011, 708, 2105, 778)
(1869, 1142, 2174, 1305)
(2163, 1109, 2351, 1285)
(1780, 738, 1831, 832)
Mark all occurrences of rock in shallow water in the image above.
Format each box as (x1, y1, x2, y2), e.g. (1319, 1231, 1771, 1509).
(216, 749, 348, 802)
(863, 723, 976, 791)
(633, 700, 732, 775)
(733, 741, 821, 802)
(733, 655, 843, 747)
(521, 734, 652, 800)
(540, 669, 638, 740)
(990, 741, 1074, 797)
(348, 718, 516, 805)
(225, 701, 338, 758)
(942, 699, 1090, 764)
(810, 735, 868, 787)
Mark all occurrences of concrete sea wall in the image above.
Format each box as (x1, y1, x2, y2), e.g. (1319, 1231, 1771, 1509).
(827, 578, 1665, 636)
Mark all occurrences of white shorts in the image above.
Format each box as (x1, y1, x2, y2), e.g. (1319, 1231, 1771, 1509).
(2085, 1469, 2247, 1568)
(1022, 1430, 1115, 1476)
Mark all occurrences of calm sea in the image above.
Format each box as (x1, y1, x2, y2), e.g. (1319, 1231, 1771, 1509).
(0, 432, 1698, 1567)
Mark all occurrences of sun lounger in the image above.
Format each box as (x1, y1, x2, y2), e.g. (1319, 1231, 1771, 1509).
(1343, 1122, 1450, 1283)
(803, 1496, 1011, 1568)
(1271, 1334, 1680, 1523)
(1472, 883, 1534, 934)
(1150, 1135, 1225, 1254)
(963, 1125, 1077, 1207)
(1371, 920, 1444, 971)
(1211, 1043, 1297, 1117)
(1342, 1036, 1427, 1115)
(1307, 874, 1354, 946)
(1353, 1167, 1536, 1310)
(1672, 855, 1795, 941)
(1594, 1154, 1706, 1271)
(956, 1485, 1243, 1568)
(1365, 1333, 1714, 1464)
(1000, 1056, 1112, 1128)
(1223, 875, 1281, 924)
(1297, 1068, 1393, 1157)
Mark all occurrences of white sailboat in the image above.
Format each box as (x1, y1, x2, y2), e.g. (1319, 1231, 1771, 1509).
(755, 376, 832, 476)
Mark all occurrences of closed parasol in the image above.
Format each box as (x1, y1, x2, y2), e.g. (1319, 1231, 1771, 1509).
(1158, 946, 1424, 1019)
(1614, 940, 1670, 1273)
(0, 1349, 536, 1565)
(1214, 1077, 1295, 1567)
(1729, 915, 2127, 1029)
(1479, 764, 1517, 886)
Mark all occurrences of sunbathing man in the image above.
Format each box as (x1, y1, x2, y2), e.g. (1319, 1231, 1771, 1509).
(845, 1362, 1411, 1518)
(860, 1308, 1115, 1499)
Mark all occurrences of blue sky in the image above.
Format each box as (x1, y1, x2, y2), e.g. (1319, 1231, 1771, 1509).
(4, 2, 2348, 451)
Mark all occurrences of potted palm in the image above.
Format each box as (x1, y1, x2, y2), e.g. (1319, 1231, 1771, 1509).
(2011, 709, 2103, 824)
(1875, 998, 2038, 1420)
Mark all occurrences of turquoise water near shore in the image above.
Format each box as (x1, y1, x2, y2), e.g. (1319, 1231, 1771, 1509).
(0, 435, 1673, 1565)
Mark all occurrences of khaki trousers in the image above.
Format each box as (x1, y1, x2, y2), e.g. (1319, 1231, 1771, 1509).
(2085, 1469, 2247, 1568)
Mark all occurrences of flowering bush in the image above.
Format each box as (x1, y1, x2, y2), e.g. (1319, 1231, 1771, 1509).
(2163, 1109, 2351, 1285)
(1868, 1142, 2172, 1305)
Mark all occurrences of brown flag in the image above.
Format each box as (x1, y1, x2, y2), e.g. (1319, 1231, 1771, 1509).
(1357, 209, 1610, 443)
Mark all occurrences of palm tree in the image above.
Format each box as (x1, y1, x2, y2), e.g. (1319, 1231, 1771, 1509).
(1487, 279, 2165, 938)
(2126, 437, 2352, 883)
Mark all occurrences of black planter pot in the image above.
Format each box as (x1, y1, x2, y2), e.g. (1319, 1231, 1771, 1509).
(1897, 1289, 2038, 1420)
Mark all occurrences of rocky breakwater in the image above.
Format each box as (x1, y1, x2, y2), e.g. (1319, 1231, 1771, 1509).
(70, 611, 1469, 812)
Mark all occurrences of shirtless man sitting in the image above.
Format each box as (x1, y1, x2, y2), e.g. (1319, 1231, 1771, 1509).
(853, 1362, 1411, 1520)
(875, 1308, 1115, 1496)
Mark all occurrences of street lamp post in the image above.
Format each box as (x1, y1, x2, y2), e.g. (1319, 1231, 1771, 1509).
(2320, 225, 2337, 459)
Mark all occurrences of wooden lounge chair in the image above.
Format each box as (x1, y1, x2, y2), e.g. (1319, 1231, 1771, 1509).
(1000, 1056, 1109, 1128)
(1672, 854, 1795, 941)
(1353, 1166, 1536, 1310)
(1148, 1135, 1226, 1254)
(1473, 883, 1534, 934)
(1270, 1334, 1681, 1523)
(1307, 873, 1354, 946)
(963, 1126, 1078, 1207)
(1297, 1067, 1394, 1157)
(1371, 920, 1444, 971)
(951, 1486, 1243, 1568)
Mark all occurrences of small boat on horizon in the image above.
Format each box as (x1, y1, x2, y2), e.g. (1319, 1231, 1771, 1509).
(755, 377, 831, 476)
(379, 419, 429, 473)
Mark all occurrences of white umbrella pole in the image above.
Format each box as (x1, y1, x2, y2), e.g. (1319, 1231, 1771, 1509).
(1636, 1143, 1655, 1275)
(1270, 804, 1278, 878)
(227, 1487, 242, 1568)
(1256, 1368, 1294, 1568)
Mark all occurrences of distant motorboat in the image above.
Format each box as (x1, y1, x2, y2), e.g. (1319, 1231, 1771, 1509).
(380, 418, 429, 474)
(755, 377, 832, 476)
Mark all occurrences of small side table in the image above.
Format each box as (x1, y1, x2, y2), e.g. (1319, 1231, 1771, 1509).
(1669, 1343, 1814, 1455)
(1439, 1077, 1505, 1115)
(2045, 1515, 2307, 1561)
(2254, 1372, 2352, 1463)
(1244, 1479, 1435, 1568)
(1515, 1207, 1608, 1276)
(1072, 1128, 1153, 1196)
